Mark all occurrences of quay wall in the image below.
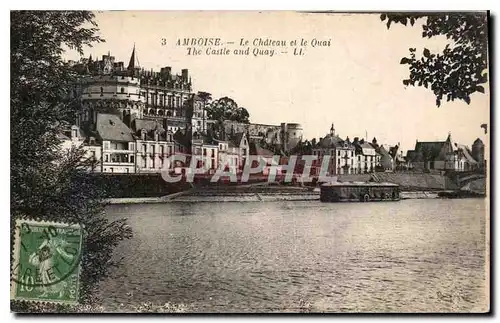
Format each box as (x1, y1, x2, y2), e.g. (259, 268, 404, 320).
(94, 172, 463, 199)
(338, 173, 458, 191)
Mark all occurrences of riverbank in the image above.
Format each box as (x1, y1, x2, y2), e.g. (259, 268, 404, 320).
(104, 189, 484, 205)
(105, 185, 320, 204)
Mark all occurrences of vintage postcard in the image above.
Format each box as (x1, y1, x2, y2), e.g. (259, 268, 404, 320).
(10, 11, 489, 313)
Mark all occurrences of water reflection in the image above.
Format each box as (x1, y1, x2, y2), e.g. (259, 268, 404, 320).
(98, 199, 487, 313)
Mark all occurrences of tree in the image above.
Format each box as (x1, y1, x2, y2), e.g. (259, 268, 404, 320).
(11, 11, 132, 312)
(381, 12, 488, 107)
(206, 96, 250, 124)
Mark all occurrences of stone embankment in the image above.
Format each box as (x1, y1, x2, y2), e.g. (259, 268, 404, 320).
(338, 173, 457, 191)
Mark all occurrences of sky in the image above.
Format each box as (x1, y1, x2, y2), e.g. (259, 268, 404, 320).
(64, 11, 490, 154)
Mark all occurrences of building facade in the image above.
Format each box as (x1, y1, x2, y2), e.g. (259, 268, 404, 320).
(312, 124, 357, 176)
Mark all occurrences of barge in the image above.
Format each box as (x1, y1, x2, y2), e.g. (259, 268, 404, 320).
(320, 181, 400, 202)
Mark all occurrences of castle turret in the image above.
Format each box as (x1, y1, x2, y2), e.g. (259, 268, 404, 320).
(472, 138, 485, 167)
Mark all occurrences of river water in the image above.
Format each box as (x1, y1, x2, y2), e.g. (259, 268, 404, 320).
(97, 199, 488, 313)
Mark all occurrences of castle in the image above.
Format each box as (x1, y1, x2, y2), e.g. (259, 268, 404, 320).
(63, 46, 303, 174)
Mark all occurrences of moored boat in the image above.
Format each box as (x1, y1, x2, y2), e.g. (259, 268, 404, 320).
(320, 181, 400, 202)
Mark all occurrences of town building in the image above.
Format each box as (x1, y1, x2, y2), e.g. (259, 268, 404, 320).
(59, 125, 101, 172)
(406, 133, 478, 172)
(131, 119, 175, 173)
(312, 124, 357, 175)
(96, 113, 136, 174)
(191, 133, 219, 172)
(227, 132, 250, 171)
(352, 138, 379, 174)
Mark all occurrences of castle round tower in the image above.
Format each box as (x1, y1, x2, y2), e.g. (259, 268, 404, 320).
(472, 138, 485, 166)
(78, 74, 145, 128)
(280, 123, 303, 152)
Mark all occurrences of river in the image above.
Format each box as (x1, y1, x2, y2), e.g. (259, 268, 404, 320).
(97, 199, 488, 313)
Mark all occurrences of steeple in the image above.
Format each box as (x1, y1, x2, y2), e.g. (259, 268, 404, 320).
(330, 123, 335, 136)
(446, 131, 452, 142)
(127, 43, 139, 71)
(127, 44, 136, 71)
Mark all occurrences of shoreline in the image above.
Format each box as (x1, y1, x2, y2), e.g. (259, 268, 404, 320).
(104, 189, 484, 205)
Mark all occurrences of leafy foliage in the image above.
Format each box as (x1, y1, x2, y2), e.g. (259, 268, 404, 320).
(381, 12, 488, 106)
(11, 11, 132, 312)
(207, 97, 250, 124)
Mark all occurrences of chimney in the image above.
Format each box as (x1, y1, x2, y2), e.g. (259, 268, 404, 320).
(182, 69, 189, 81)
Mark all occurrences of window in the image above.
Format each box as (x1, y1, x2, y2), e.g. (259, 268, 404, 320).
(72, 129, 78, 138)
(203, 148, 207, 156)
(160, 145, 164, 155)
(105, 155, 109, 162)
(212, 149, 215, 156)
(130, 155, 134, 163)
(168, 146, 172, 155)
(142, 157, 147, 168)
(110, 167, 114, 173)
(126, 168, 129, 173)
(142, 144, 147, 153)
(121, 87, 125, 93)
(100, 87, 103, 95)
(151, 145, 155, 155)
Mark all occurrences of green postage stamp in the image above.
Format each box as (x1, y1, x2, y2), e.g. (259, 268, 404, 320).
(10, 219, 84, 305)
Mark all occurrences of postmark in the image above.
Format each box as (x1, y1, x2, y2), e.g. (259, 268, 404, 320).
(10, 219, 84, 305)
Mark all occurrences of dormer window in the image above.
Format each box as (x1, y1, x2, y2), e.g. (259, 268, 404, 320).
(141, 130, 146, 141)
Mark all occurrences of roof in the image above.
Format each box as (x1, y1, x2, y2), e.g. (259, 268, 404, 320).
(360, 142, 374, 149)
(96, 113, 134, 142)
(473, 138, 484, 146)
(228, 132, 245, 148)
(406, 150, 417, 161)
(456, 144, 478, 164)
(413, 141, 451, 161)
(377, 145, 392, 157)
(388, 146, 399, 159)
(317, 134, 347, 149)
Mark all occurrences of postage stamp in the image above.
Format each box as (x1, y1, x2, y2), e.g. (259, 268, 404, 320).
(10, 219, 84, 305)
